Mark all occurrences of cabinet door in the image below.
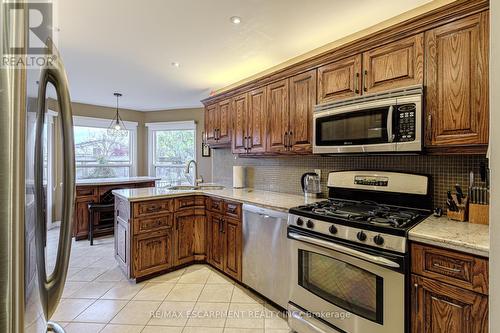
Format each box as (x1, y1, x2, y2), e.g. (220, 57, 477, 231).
(362, 34, 424, 94)
(74, 196, 96, 240)
(232, 93, 248, 154)
(133, 231, 173, 278)
(223, 217, 242, 281)
(267, 79, 289, 153)
(317, 54, 362, 103)
(247, 87, 268, 153)
(425, 13, 489, 148)
(412, 275, 488, 333)
(218, 99, 232, 145)
(115, 216, 129, 277)
(207, 213, 224, 270)
(174, 210, 195, 266)
(205, 103, 218, 144)
(289, 69, 317, 153)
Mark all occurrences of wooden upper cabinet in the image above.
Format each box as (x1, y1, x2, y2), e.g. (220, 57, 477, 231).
(267, 79, 289, 153)
(317, 55, 361, 103)
(411, 275, 488, 333)
(362, 34, 424, 94)
(289, 69, 317, 153)
(425, 13, 489, 149)
(247, 87, 267, 153)
(218, 99, 231, 144)
(205, 103, 218, 144)
(205, 100, 231, 146)
(232, 93, 248, 154)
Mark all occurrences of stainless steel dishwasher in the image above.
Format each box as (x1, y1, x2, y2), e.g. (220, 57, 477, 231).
(242, 204, 290, 309)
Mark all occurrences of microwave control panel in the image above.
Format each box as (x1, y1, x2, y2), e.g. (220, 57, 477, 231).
(396, 104, 416, 142)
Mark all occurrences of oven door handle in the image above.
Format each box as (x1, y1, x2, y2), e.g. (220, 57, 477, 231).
(387, 105, 394, 143)
(288, 232, 400, 268)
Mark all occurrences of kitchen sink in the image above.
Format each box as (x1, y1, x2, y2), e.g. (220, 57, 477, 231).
(168, 185, 225, 191)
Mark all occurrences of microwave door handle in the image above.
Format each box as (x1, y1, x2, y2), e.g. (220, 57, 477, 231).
(387, 105, 394, 143)
(288, 232, 400, 268)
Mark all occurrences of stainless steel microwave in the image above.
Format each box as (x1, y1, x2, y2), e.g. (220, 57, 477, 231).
(313, 86, 423, 154)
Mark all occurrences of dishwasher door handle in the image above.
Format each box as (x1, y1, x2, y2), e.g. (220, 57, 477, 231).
(288, 232, 400, 268)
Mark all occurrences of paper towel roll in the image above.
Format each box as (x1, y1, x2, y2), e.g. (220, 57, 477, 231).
(233, 166, 245, 188)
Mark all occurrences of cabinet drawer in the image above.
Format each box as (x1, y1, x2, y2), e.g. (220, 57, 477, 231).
(411, 243, 488, 295)
(174, 196, 205, 210)
(76, 186, 97, 197)
(134, 200, 173, 217)
(206, 197, 224, 213)
(224, 201, 241, 219)
(133, 214, 173, 235)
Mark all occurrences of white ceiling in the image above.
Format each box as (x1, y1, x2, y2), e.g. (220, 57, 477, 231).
(55, 0, 432, 111)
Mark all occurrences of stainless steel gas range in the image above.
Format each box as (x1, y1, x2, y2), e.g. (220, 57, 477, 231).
(287, 170, 432, 333)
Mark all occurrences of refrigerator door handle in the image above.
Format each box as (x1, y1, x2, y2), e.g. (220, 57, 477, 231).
(34, 38, 75, 319)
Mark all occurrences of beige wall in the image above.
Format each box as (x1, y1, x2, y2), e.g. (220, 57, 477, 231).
(48, 100, 210, 221)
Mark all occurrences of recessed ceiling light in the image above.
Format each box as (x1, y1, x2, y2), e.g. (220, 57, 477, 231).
(171, 62, 180, 68)
(230, 16, 241, 24)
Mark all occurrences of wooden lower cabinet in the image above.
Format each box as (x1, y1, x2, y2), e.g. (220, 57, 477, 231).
(74, 196, 97, 239)
(411, 243, 488, 333)
(411, 275, 488, 333)
(119, 196, 241, 281)
(207, 212, 225, 271)
(133, 230, 173, 278)
(223, 217, 242, 281)
(174, 211, 195, 266)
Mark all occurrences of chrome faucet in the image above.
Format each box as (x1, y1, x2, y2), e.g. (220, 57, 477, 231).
(185, 160, 203, 186)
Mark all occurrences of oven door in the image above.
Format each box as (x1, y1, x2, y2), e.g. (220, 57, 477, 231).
(313, 98, 397, 154)
(288, 230, 405, 333)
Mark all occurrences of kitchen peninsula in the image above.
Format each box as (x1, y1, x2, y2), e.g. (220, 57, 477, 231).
(73, 176, 159, 240)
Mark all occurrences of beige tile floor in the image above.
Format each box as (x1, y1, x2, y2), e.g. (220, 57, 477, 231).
(49, 229, 291, 333)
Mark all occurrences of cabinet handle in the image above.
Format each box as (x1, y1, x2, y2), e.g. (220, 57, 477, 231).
(427, 114, 432, 142)
(220, 218, 225, 233)
(288, 131, 293, 150)
(354, 72, 360, 94)
(431, 296, 463, 309)
(284, 132, 288, 150)
(432, 263, 462, 273)
(363, 70, 368, 92)
(414, 283, 419, 313)
(216, 128, 220, 140)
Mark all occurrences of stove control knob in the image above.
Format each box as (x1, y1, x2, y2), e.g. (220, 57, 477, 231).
(296, 218, 304, 226)
(329, 225, 338, 235)
(373, 235, 385, 246)
(357, 231, 367, 242)
(306, 220, 314, 229)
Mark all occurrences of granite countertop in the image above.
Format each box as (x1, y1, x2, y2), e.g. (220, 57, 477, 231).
(76, 176, 160, 186)
(409, 215, 489, 257)
(112, 187, 322, 212)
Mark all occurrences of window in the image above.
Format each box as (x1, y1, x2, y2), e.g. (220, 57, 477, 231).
(147, 121, 196, 186)
(73, 116, 137, 179)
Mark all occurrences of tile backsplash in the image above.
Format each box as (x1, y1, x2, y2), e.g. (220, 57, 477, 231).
(212, 149, 488, 210)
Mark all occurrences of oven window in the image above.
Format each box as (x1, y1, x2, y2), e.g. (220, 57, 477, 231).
(298, 250, 383, 324)
(316, 108, 389, 146)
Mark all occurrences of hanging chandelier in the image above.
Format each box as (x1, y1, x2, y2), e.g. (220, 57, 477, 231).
(107, 92, 127, 136)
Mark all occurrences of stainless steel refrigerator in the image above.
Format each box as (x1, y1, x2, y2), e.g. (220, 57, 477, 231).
(1, 3, 75, 332)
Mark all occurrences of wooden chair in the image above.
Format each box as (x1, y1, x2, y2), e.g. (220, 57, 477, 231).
(87, 190, 115, 246)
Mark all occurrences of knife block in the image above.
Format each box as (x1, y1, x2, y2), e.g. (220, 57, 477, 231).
(447, 195, 468, 222)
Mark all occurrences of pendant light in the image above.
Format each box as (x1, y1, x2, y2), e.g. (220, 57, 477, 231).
(108, 92, 127, 136)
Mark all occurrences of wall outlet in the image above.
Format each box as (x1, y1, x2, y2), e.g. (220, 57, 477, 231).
(314, 169, 322, 179)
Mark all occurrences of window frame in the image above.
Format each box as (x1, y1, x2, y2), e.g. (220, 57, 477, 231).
(146, 121, 197, 181)
(73, 115, 138, 178)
